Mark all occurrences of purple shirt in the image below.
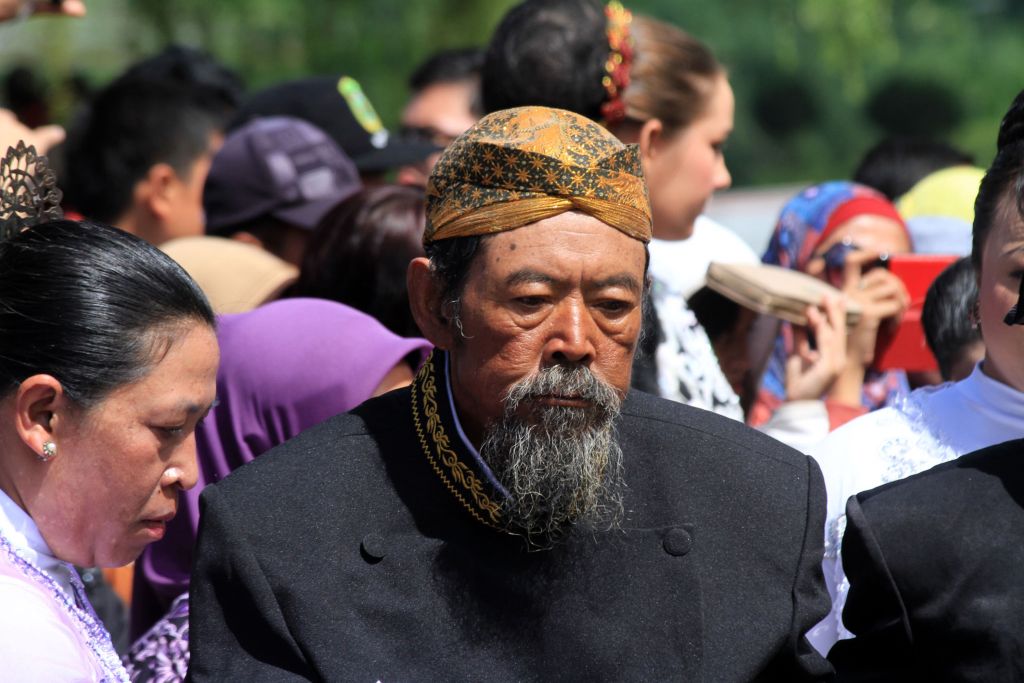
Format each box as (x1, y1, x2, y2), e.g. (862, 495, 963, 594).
(131, 298, 431, 635)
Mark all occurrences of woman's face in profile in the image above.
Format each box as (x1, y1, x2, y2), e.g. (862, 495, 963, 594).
(641, 74, 734, 240)
(977, 201, 1024, 393)
(33, 323, 219, 568)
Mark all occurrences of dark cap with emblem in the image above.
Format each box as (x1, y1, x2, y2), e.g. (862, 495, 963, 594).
(203, 116, 362, 234)
(232, 75, 441, 173)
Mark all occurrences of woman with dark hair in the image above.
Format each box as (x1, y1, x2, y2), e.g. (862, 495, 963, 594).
(484, 0, 743, 419)
(808, 96, 1024, 655)
(291, 184, 426, 337)
(0, 219, 218, 680)
(825, 87, 1024, 679)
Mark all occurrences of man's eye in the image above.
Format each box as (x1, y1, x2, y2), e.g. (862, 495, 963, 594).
(514, 296, 546, 307)
(155, 425, 185, 437)
(596, 300, 631, 314)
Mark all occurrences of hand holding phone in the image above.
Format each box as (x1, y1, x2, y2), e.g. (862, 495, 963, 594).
(784, 294, 849, 401)
(838, 250, 910, 367)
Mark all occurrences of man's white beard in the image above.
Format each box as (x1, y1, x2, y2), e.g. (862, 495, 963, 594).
(480, 364, 626, 546)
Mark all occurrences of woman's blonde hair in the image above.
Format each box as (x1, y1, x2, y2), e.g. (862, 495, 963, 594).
(623, 16, 724, 134)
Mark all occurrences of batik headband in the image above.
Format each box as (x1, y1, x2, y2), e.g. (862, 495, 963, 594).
(424, 106, 652, 244)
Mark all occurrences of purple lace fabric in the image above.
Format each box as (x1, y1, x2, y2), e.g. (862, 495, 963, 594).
(123, 592, 189, 682)
(0, 529, 129, 682)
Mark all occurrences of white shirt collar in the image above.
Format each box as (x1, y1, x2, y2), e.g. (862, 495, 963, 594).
(0, 487, 77, 600)
(958, 360, 1024, 424)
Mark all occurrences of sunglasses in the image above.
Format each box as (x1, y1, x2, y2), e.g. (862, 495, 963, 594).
(819, 238, 889, 286)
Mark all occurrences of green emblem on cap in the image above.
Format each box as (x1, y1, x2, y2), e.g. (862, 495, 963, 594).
(337, 76, 384, 135)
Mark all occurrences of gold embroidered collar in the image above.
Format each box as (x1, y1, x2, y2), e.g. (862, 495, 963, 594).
(410, 351, 504, 529)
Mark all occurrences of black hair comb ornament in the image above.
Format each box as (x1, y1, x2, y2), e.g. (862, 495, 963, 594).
(0, 141, 64, 241)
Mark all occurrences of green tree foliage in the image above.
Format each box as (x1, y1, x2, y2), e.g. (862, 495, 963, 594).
(1, 0, 1022, 186)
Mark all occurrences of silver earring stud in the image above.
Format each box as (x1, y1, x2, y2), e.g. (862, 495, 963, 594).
(39, 441, 56, 462)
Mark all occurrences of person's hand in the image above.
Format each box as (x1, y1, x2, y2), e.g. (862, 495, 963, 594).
(0, 108, 65, 154)
(0, 0, 86, 22)
(784, 294, 848, 401)
(840, 250, 909, 367)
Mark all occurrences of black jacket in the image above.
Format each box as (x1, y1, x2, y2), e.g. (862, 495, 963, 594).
(830, 437, 1024, 682)
(189, 356, 832, 681)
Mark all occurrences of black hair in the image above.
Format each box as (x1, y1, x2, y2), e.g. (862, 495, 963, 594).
(922, 257, 981, 381)
(688, 286, 742, 342)
(3, 66, 48, 125)
(972, 89, 1024, 272)
(482, 0, 608, 120)
(409, 47, 485, 119)
(409, 47, 485, 92)
(63, 76, 221, 224)
(424, 234, 487, 326)
(0, 220, 215, 406)
(853, 137, 974, 201)
(291, 185, 427, 337)
(118, 45, 245, 129)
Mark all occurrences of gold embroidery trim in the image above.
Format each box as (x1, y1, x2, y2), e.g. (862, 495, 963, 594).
(411, 352, 502, 528)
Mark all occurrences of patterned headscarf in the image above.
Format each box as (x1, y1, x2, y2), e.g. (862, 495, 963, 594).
(424, 106, 652, 244)
(763, 181, 906, 272)
(751, 181, 910, 426)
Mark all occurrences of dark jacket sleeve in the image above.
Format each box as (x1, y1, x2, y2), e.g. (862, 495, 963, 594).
(187, 485, 312, 682)
(759, 455, 835, 682)
(827, 494, 914, 681)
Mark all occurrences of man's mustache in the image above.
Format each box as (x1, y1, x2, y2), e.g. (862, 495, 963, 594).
(503, 364, 621, 416)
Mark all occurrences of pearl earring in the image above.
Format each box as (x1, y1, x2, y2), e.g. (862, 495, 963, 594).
(39, 441, 57, 462)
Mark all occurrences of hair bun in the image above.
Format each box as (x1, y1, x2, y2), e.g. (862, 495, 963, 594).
(996, 89, 1024, 151)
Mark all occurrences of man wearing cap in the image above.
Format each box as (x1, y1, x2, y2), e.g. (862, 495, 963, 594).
(203, 116, 363, 265)
(233, 75, 442, 181)
(189, 107, 832, 681)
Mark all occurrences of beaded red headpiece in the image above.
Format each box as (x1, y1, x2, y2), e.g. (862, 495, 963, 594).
(600, 1, 634, 126)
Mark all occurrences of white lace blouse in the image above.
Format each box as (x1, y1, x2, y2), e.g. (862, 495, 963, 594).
(805, 362, 1024, 655)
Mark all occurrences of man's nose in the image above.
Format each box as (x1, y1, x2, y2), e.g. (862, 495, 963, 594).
(543, 299, 597, 365)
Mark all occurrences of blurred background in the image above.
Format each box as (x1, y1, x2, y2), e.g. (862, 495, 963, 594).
(1, 0, 1020, 245)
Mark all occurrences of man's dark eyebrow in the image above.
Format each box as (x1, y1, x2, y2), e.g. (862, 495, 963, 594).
(505, 270, 642, 294)
(505, 269, 558, 288)
(591, 274, 642, 295)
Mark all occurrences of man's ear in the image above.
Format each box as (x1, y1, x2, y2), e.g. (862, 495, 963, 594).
(14, 375, 66, 459)
(135, 162, 179, 222)
(408, 257, 456, 350)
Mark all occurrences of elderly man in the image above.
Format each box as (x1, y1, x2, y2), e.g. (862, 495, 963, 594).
(189, 107, 832, 681)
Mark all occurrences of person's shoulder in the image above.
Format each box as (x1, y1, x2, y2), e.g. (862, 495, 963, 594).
(846, 437, 1024, 591)
(620, 390, 809, 472)
(858, 436, 1024, 514)
(208, 387, 410, 498)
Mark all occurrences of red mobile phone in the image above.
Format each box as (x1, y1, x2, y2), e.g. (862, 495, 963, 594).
(872, 254, 959, 372)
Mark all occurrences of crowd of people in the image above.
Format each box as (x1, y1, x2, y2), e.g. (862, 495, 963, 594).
(0, 0, 1022, 680)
